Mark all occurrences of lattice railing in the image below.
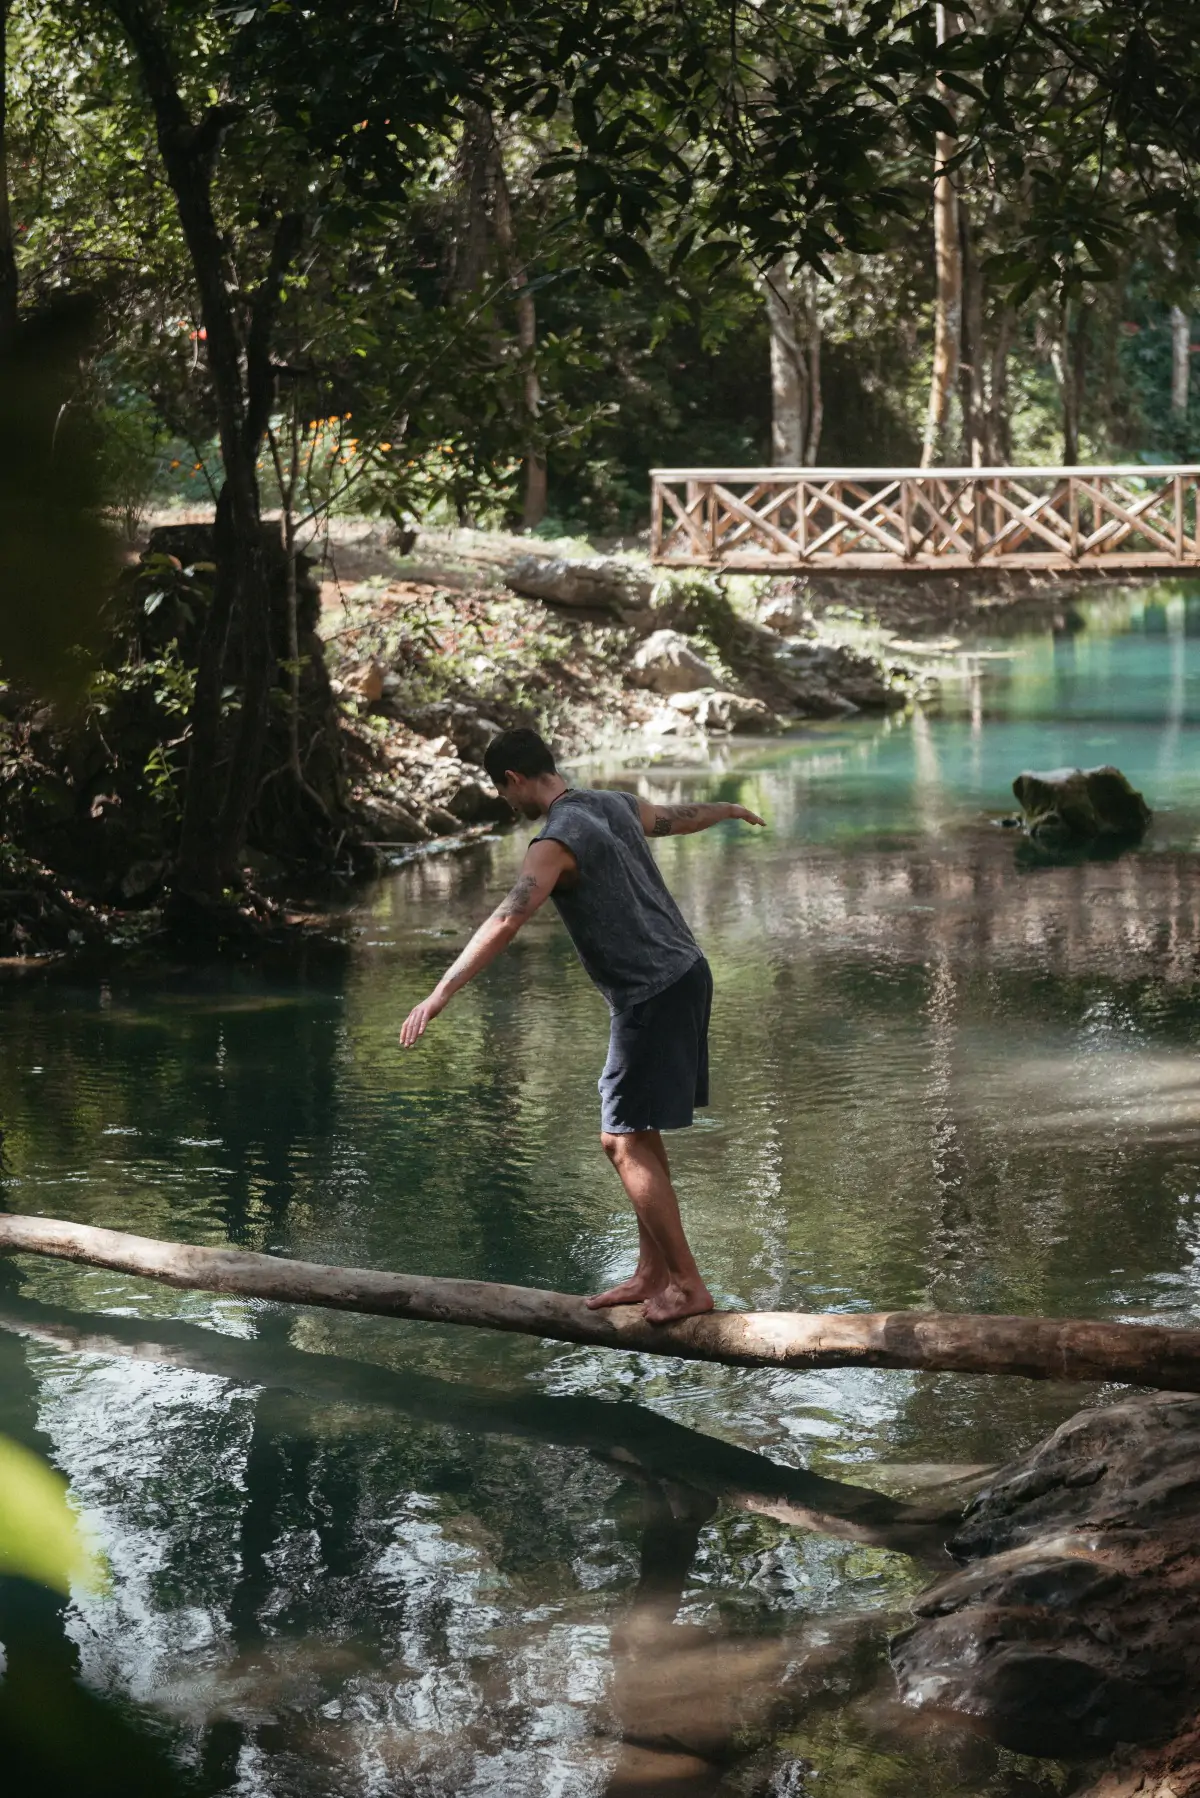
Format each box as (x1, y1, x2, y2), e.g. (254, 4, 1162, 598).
(650, 466, 1200, 571)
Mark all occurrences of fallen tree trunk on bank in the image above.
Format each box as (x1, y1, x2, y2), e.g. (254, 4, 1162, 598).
(3, 1214, 1200, 1389)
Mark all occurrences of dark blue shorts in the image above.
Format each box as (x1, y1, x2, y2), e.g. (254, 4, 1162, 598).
(599, 956, 713, 1134)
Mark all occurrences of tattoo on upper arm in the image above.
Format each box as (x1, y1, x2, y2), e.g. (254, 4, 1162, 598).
(497, 873, 539, 918)
(651, 804, 701, 836)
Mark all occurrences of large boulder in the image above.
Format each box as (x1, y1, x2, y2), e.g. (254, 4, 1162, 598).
(349, 793, 430, 845)
(891, 1391, 1200, 1766)
(506, 553, 654, 613)
(1012, 766, 1151, 844)
(771, 637, 907, 714)
(668, 689, 774, 733)
(629, 629, 720, 695)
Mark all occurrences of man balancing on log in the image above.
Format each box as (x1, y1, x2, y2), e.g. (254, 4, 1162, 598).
(399, 726, 765, 1323)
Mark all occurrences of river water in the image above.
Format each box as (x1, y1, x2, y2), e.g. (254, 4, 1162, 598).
(4, 584, 1200, 1796)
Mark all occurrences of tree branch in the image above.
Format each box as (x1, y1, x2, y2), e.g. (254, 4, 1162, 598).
(244, 211, 304, 451)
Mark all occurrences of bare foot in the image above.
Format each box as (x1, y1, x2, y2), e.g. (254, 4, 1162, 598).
(642, 1281, 715, 1325)
(586, 1273, 664, 1310)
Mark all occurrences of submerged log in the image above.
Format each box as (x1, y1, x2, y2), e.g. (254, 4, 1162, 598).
(0, 1289, 949, 1560)
(3, 1214, 1200, 1389)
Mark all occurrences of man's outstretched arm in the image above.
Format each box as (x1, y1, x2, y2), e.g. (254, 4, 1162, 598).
(399, 839, 574, 1046)
(637, 799, 766, 837)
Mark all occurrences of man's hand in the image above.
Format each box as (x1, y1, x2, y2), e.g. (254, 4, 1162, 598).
(400, 991, 448, 1047)
(728, 804, 766, 827)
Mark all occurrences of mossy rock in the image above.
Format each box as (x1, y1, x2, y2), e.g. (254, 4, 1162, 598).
(1012, 765, 1151, 843)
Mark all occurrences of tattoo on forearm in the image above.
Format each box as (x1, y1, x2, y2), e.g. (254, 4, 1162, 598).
(497, 873, 539, 918)
(651, 804, 702, 836)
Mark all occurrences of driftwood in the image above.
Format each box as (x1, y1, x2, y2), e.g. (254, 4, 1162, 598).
(504, 552, 654, 612)
(3, 1214, 1200, 1390)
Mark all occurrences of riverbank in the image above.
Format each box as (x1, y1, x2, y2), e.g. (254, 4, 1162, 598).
(0, 516, 1138, 961)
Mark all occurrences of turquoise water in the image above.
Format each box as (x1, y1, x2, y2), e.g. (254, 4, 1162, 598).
(3, 585, 1200, 1795)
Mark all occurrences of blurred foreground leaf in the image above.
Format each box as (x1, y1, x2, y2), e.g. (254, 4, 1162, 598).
(0, 296, 119, 702)
(0, 1432, 103, 1595)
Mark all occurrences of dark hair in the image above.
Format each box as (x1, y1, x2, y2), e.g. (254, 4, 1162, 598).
(483, 727, 557, 787)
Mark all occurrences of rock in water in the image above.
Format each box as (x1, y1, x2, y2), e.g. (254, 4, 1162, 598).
(667, 689, 774, 732)
(891, 1391, 1200, 1764)
(1012, 766, 1151, 844)
(629, 629, 720, 695)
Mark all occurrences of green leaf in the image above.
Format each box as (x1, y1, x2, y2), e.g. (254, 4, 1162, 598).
(0, 1435, 104, 1596)
(938, 73, 986, 102)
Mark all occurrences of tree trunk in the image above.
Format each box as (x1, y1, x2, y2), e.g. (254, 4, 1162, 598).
(111, 1, 298, 897)
(8, 1214, 1200, 1390)
(484, 113, 546, 529)
(1052, 298, 1086, 465)
(988, 304, 1012, 465)
(515, 284, 546, 528)
(765, 261, 822, 465)
(921, 5, 962, 467)
(1172, 304, 1191, 419)
(766, 261, 805, 465)
(959, 202, 986, 466)
(176, 487, 237, 896)
(804, 294, 823, 464)
(0, 0, 17, 351)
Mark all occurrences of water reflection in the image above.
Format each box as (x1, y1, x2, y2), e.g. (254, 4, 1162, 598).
(0, 584, 1199, 1792)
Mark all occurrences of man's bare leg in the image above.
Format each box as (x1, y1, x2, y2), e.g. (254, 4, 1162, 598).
(587, 1130, 714, 1323)
(585, 1133, 672, 1307)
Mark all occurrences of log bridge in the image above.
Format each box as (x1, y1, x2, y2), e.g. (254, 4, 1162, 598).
(3, 1214, 1200, 1390)
(650, 464, 1200, 572)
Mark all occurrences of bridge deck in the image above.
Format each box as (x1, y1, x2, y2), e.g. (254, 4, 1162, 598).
(650, 465, 1200, 572)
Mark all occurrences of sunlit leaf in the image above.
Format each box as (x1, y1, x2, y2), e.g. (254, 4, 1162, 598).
(0, 1435, 104, 1596)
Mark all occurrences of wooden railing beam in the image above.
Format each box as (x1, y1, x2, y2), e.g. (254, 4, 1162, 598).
(650, 465, 1200, 572)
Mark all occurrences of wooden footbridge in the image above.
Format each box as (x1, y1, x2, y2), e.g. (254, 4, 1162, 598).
(650, 465, 1200, 572)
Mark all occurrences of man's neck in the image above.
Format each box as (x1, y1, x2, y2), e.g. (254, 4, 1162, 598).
(536, 775, 569, 816)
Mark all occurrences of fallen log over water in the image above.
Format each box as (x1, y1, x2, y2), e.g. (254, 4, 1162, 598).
(3, 1213, 1200, 1389)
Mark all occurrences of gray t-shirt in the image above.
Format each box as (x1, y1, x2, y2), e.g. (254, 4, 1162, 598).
(534, 788, 701, 1011)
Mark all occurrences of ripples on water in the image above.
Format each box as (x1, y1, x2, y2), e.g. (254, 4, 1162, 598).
(4, 586, 1200, 1794)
